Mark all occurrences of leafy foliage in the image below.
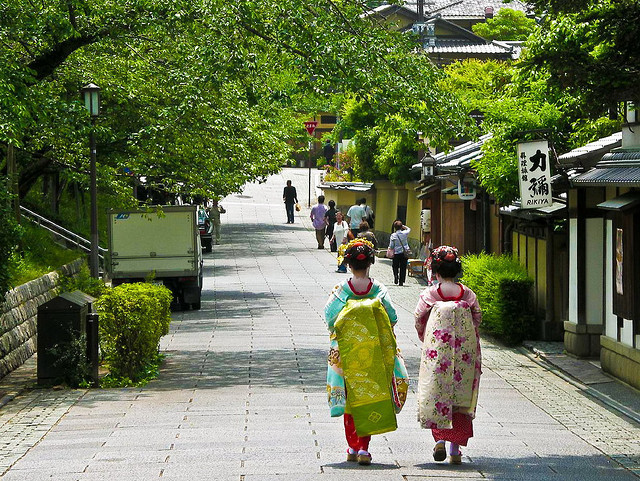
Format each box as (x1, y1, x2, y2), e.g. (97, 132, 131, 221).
(0, 188, 22, 300)
(461, 253, 535, 345)
(47, 334, 92, 388)
(472, 8, 538, 41)
(95, 282, 172, 382)
(521, 0, 640, 116)
(7, 223, 80, 289)
(58, 264, 109, 299)
(0, 0, 471, 204)
(442, 56, 620, 205)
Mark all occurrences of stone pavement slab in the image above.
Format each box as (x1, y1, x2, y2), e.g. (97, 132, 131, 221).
(0, 168, 639, 480)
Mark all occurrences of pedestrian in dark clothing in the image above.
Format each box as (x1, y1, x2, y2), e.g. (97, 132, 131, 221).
(323, 140, 336, 165)
(283, 180, 298, 224)
(325, 200, 338, 252)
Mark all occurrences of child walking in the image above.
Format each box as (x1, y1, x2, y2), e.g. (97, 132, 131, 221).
(324, 239, 408, 465)
(414, 245, 482, 465)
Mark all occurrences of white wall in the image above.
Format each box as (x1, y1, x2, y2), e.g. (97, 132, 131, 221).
(621, 319, 634, 346)
(568, 218, 578, 323)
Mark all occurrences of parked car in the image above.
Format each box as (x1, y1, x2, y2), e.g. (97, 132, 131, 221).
(198, 207, 213, 252)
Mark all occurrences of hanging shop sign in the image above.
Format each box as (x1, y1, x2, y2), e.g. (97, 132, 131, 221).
(517, 140, 553, 209)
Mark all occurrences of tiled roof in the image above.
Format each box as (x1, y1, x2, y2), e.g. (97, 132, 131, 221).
(425, 39, 514, 54)
(411, 134, 492, 173)
(318, 181, 374, 192)
(571, 149, 640, 187)
(557, 131, 622, 168)
(435, 133, 492, 170)
(398, 0, 531, 18)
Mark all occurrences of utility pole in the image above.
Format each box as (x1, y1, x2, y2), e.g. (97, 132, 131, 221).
(418, 0, 425, 46)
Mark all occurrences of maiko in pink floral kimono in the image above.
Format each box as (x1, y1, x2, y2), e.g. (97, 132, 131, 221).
(414, 284, 482, 446)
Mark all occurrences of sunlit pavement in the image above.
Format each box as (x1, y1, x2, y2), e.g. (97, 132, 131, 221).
(0, 168, 638, 480)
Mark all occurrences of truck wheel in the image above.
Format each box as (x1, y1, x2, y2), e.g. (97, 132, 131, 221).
(192, 300, 201, 310)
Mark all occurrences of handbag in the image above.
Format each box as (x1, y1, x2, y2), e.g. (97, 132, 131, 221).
(295, 203, 301, 212)
(386, 247, 395, 258)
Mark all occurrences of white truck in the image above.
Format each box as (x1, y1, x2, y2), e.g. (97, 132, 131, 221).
(106, 205, 203, 310)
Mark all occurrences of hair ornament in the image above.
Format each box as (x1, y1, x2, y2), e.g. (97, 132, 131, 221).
(337, 238, 375, 266)
(425, 245, 461, 283)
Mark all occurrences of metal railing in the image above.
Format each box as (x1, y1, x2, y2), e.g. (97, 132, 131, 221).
(19, 206, 107, 261)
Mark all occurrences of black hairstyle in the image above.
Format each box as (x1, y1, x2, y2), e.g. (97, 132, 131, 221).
(431, 247, 462, 279)
(318, 195, 325, 203)
(344, 241, 375, 270)
(328, 199, 336, 208)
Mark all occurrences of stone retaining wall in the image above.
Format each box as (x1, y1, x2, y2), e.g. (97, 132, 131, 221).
(0, 259, 84, 378)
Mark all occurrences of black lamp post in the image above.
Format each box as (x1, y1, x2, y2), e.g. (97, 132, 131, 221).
(82, 83, 100, 278)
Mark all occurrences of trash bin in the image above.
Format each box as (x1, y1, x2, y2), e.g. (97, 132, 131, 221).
(37, 290, 98, 385)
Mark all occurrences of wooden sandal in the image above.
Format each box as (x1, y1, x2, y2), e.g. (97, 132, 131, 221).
(433, 442, 446, 462)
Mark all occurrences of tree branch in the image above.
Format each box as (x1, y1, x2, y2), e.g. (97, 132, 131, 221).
(27, 35, 97, 81)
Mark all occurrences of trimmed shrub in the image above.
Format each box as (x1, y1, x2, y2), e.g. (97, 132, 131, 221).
(58, 264, 109, 299)
(95, 283, 172, 381)
(460, 253, 534, 345)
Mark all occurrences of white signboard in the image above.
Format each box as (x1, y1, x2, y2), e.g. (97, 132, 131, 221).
(457, 177, 476, 200)
(517, 140, 552, 209)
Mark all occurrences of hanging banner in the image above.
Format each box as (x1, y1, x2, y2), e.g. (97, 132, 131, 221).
(517, 140, 553, 209)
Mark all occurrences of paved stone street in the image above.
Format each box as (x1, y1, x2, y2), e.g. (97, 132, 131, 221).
(0, 168, 639, 480)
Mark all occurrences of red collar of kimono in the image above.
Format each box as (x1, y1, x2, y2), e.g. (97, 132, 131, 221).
(437, 283, 463, 301)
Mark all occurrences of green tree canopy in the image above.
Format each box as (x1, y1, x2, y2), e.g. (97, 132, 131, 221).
(0, 0, 471, 203)
(521, 0, 640, 116)
(472, 8, 538, 41)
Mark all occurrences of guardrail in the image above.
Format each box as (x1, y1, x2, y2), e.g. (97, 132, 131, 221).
(19, 206, 107, 261)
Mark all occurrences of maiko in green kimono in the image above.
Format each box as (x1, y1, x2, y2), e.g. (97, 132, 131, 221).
(324, 239, 408, 466)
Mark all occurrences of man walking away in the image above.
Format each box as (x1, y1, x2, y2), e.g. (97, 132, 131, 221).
(323, 140, 336, 165)
(283, 180, 298, 224)
(310, 195, 329, 249)
(346, 198, 366, 236)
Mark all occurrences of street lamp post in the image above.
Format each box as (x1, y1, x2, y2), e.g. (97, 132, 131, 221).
(82, 83, 100, 278)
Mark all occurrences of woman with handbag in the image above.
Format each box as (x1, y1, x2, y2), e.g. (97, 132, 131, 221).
(387, 220, 411, 286)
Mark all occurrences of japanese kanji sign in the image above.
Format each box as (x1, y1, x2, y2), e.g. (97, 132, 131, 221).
(517, 140, 552, 209)
(304, 121, 318, 136)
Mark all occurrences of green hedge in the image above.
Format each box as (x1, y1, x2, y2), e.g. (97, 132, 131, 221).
(95, 283, 172, 381)
(460, 253, 535, 345)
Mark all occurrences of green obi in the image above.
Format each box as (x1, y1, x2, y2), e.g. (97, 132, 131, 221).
(335, 297, 398, 436)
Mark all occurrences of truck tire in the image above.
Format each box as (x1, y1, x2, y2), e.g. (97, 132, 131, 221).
(192, 300, 201, 310)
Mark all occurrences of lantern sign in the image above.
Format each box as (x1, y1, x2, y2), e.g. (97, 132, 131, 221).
(304, 121, 318, 135)
(517, 140, 553, 209)
(457, 177, 476, 200)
